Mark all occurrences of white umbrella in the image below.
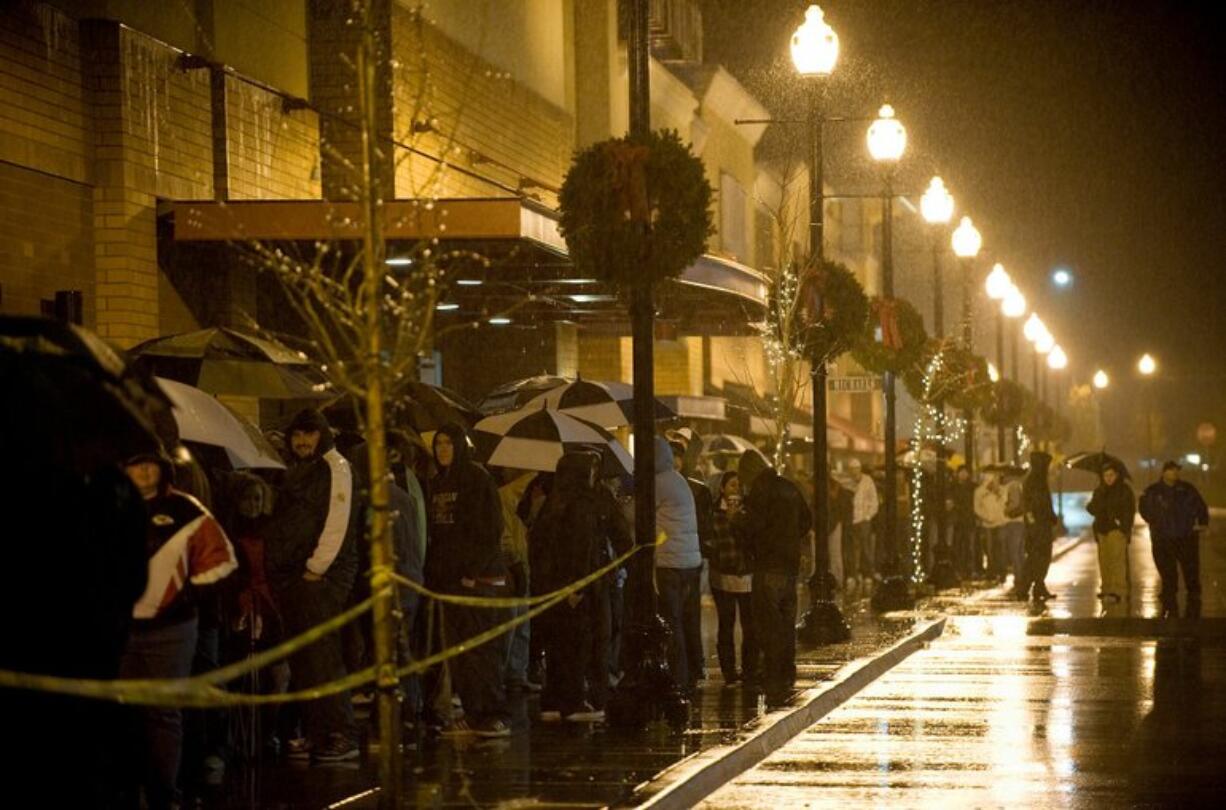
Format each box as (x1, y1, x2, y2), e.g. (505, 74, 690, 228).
(522, 379, 675, 428)
(157, 377, 285, 469)
(472, 407, 633, 477)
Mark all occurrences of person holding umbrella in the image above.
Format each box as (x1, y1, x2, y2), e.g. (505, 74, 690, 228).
(1139, 461, 1209, 617)
(1086, 462, 1136, 605)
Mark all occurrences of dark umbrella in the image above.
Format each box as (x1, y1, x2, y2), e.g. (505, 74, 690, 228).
(129, 327, 332, 400)
(0, 316, 170, 472)
(402, 382, 482, 432)
(1065, 450, 1131, 480)
(478, 375, 570, 415)
(981, 463, 1028, 478)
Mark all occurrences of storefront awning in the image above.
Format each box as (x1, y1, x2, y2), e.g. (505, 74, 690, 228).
(161, 197, 767, 333)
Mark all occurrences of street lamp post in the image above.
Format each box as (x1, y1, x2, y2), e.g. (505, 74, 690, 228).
(1048, 345, 1068, 524)
(1139, 353, 1157, 478)
(866, 104, 910, 609)
(792, 4, 850, 644)
(951, 216, 982, 472)
(985, 263, 1012, 461)
(1002, 285, 1027, 460)
(922, 178, 956, 590)
(1093, 368, 1109, 447)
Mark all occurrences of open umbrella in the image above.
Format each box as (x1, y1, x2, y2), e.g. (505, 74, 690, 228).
(156, 378, 285, 470)
(1, 316, 170, 472)
(700, 434, 757, 457)
(478, 375, 570, 415)
(1065, 450, 1130, 480)
(472, 407, 633, 477)
(523, 379, 675, 428)
(402, 382, 482, 431)
(129, 327, 331, 400)
(981, 463, 1027, 478)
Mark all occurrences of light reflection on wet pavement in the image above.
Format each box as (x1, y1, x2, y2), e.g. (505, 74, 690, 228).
(700, 527, 1226, 808)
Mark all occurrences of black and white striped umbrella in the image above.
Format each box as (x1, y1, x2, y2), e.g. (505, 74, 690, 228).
(472, 407, 633, 476)
(522, 379, 675, 428)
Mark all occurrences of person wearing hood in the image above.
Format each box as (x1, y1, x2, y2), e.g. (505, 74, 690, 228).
(530, 450, 630, 720)
(265, 407, 361, 763)
(1086, 463, 1136, 605)
(1018, 451, 1059, 602)
(1139, 460, 1209, 617)
(424, 422, 511, 737)
(119, 446, 238, 809)
(653, 435, 704, 694)
(736, 449, 811, 706)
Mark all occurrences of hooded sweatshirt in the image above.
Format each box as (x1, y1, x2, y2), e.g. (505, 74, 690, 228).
(1087, 471, 1137, 536)
(737, 449, 812, 576)
(1022, 451, 1058, 535)
(425, 422, 505, 591)
(265, 408, 360, 593)
(653, 436, 701, 569)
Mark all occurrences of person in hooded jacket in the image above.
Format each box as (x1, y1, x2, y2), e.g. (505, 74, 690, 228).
(1139, 460, 1209, 617)
(530, 450, 631, 720)
(264, 408, 361, 762)
(736, 450, 812, 705)
(1018, 451, 1059, 602)
(424, 422, 511, 737)
(672, 437, 715, 682)
(119, 447, 238, 809)
(653, 435, 704, 694)
(1086, 462, 1136, 604)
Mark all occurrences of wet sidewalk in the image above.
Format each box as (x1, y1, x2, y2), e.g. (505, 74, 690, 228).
(202, 551, 1053, 810)
(700, 521, 1226, 808)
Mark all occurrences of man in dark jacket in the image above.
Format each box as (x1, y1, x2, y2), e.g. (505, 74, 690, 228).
(1086, 463, 1136, 604)
(265, 408, 361, 763)
(1139, 461, 1209, 617)
(1019, 451, 1059, 602)
(736, 450, 812, 706)
(425, 422, 511, 737)
(950, 465, 979, 577)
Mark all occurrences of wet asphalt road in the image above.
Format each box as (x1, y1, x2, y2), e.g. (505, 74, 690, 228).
(700, 526, 1226, 808)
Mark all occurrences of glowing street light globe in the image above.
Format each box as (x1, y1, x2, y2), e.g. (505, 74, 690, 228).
(951, 215, 982, 258)
(1002, 286, 1027, 319)
(867, 104, 906, 163)
(1138, 353, 1157, 376)
(988, 362, 1001, 382)
(921, 177, 955, 225)
(1023, 313, 1046, 343)
(1035, 330, 1055, 355)
(985, 263, 1011, 299)
(791, 5, 840, 76)
(1093, 369, 1110, 389)
(1051, 268, 1073, 288)
(1047, 345, 1068, 370)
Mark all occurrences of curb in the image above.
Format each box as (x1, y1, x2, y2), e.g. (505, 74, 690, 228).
(622, 616, 947, 810)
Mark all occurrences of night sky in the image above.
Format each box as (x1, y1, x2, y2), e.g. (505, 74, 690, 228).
(702, 0, 1226, 462)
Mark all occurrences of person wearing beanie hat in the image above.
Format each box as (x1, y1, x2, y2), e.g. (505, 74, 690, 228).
(1139, 460, 1209, 617)
(118, 445, 237, 809)
(735, 448, 811, 706)
(264, 407, 361, 762)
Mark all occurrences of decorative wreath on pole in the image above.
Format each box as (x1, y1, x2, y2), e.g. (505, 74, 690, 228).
(852, 296, 928, 375)
(981, 378, 1026, 428)
(905, 341, 992, 410)
(558, 129, 713, 286)
(785, 258, 869, 360)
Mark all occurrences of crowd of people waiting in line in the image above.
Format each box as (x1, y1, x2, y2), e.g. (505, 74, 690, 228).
(5, 395, 1212, 809)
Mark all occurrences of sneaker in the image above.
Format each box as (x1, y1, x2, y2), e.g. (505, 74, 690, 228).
(351, 691, 374, 707)
(539, 710, 562, 722)
(286, 737, 312, 760)
(474, 719, 513, 738)
(439, 719, 476, 737)
(565, 703, 605, 722)
(313, 734, 359, 763)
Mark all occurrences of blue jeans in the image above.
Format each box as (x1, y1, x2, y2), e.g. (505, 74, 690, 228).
(1002, 522, 1026, 587)
(504, 604, 531, 685)
(656, 566, 704, 690)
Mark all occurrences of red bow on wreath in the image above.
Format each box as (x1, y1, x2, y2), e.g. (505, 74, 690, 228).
(604, 142, 651, 224)
(796, 264, 823, 328)
(873, 298, 903, 349)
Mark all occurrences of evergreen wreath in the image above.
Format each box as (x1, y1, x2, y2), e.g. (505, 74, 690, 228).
(852, 296, 928, 375)
(981, 378, 1026, 428)
(905, 341, 992, 410)
(558, 130, 713, 287)
(775, 258, 869, 360)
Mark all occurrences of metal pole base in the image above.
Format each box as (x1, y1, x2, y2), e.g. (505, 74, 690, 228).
(607, 615, 690, 730)
(871, 575, 915, 612)
(798, 599, 851, 645)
